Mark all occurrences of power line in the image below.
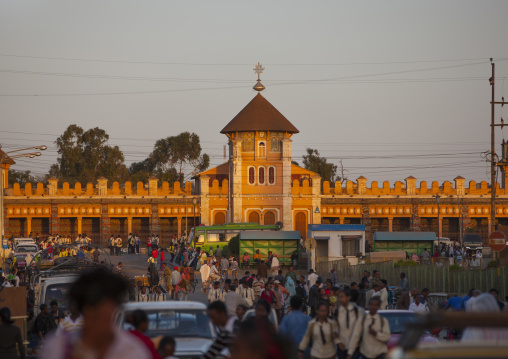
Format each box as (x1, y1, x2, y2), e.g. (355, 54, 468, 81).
(0, 53, 500, 66)
(0, 61, 496, 97)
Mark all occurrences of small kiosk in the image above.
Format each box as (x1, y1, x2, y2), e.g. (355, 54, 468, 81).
(239, 230, 300, 267)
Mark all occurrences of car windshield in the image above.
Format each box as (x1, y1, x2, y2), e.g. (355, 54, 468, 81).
(45, 283, 73, 313)
(17, 246, 37, 253)
(124, 309, 213, 339)
(379, 312, 418, 334)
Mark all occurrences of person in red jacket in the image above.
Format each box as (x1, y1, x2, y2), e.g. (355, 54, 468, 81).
(129, 310, 161, 359)
(159, 250, 165, 270)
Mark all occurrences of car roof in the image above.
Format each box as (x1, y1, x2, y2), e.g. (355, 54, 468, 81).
(122, 301, 207, 311)
(43, 276, 80, 285)
(378, 310, 414, 314)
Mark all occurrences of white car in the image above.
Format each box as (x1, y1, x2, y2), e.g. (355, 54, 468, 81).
(116, 301, 215, 358)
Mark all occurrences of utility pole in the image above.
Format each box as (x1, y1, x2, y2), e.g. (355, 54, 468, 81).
(490, 59, 508, 235)
(491, 59, 496, 235)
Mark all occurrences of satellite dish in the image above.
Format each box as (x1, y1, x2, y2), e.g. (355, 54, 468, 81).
(275, 221, 284, 231)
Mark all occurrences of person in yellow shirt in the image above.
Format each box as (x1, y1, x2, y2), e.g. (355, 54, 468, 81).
(254, 249, 262, 265)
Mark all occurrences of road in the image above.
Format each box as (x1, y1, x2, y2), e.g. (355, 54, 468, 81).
(111, 252, 209, 304)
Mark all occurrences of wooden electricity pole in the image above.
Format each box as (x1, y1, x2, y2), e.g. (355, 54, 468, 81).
(490, 58, 508, 235)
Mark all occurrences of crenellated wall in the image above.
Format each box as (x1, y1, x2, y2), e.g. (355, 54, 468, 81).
(317, 176, 498, 197)
(7, 178, 194, 197)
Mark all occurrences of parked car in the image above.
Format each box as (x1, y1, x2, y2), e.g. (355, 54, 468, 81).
(14, 237, 36, 249)
(462, 234, 483, 249)
(387, 312, 508, 359)
(15, 243, 38, 252)
(116, 301, 215, 358)
(378, 310, 438, 349)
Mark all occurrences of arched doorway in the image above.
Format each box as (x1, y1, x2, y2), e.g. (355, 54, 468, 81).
(248, 211, 260, 224)
(264, 211, 276, 225)
(295, 212, 307, 240)
(214, 212, 226, 225)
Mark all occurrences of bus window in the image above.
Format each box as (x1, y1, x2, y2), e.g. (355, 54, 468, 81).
(206, 233, 222, 242)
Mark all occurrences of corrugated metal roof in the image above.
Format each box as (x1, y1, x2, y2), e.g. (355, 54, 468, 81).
(373, 232, 436, 241)
(239, 230, 301, 240)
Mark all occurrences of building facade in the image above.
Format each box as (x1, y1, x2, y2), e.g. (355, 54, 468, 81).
(3, 82, 508, 247)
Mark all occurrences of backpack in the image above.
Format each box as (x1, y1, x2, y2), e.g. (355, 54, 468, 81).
(361, 313, 385, 340)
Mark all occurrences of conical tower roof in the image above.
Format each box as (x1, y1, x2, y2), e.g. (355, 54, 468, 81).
(220, 93, 299, 134)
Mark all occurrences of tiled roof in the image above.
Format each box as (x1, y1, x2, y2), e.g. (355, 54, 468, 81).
(220, 93, 299, 134)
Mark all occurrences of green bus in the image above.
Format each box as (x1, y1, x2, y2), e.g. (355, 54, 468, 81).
(190, 222, 278, 249)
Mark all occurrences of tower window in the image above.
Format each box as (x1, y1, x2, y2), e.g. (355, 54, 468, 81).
(268, 166, 275, 184)
(258, 142, 266, 157)
(248, 167, 255, 184)
(259, 167, 265, 184)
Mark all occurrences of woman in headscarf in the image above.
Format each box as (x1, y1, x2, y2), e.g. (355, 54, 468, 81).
(461, 293, 508, 342)
(0, 307, 26, 359)
(285, 275, 296, 298)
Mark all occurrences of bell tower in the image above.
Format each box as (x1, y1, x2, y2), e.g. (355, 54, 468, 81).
(220, 63, 299, 225)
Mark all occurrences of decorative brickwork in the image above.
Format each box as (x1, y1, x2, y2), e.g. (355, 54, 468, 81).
(362, 205, 372, 242)
(150, 203, 160, 243)
(50, 205, 59, 235)
(411, 203, 420, 231)
(100, 204, 110, 246)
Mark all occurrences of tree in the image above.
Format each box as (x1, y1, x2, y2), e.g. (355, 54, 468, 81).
(302, 148, 338, 183)
(132, 132, 209, 186)
(49, 125, 129, 184)
(8, 170, 38, 187)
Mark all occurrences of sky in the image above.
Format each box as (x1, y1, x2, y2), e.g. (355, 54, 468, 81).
(1, 1, 508, 186)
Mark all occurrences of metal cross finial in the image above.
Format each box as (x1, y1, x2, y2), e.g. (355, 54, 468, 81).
(253, 62, 265, 80)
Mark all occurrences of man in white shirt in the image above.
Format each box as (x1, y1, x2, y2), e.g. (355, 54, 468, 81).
(200, 261, 211, 283)
(348, 297, 391, 359)
(239, 279, 255, 307)
(336, 288, 363, 359)
(135, 286, 150, 302)
(409, 293, 429, 314)
(307, 269, 319, 288)
(378, 279, 389, 310)
(210, 262, 221, 280)
(208, 281, 225, 303)
(151, 286, 167, 302)
(465, 289, 481, 311)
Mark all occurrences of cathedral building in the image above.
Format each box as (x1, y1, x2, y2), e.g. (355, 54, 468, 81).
(3, 67, 508, 251)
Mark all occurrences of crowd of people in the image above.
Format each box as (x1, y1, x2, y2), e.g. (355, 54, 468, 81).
(406, 244, 484, 267)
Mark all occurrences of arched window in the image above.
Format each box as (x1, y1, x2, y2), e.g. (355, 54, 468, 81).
(248, 167, 255, 184)
(214, 212, 226, 225)
(258, 142, 266, 157)
(268, 167, 275, 185)
(259, 167, 265, 184)
(264, 211, 276, 225)
(249, 211, 260, 224)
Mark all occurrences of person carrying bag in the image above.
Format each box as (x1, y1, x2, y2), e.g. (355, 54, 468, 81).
(299, 302, 339, 359)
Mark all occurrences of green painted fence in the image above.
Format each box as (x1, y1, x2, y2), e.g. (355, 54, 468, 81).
(317, 260, 507, 299)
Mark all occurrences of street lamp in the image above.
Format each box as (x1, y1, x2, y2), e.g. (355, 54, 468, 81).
(192, 197, 198, 247)
(1, 145, 47, 270)
(435, 194, 441, 246)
